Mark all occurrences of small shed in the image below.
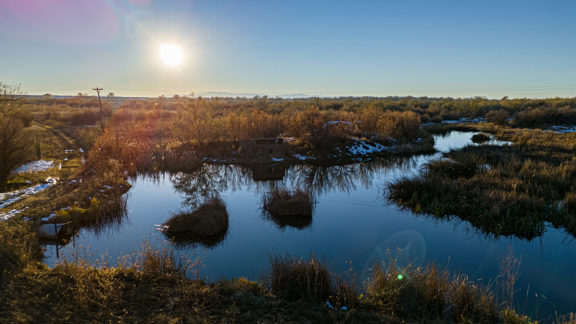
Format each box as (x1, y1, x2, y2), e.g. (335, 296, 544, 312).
(241, 137, 286, 155)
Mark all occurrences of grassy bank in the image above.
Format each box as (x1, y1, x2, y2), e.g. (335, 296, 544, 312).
(0, 234, 538, 323)
(1, 101, 131, 238)
(388, 128, 576, 239)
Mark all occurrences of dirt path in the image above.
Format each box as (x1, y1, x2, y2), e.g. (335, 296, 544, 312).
(31, 121, 76, 150)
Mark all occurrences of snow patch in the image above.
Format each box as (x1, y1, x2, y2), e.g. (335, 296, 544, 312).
(294, 154, 314, 161)
(271, 157, 284, 162)
(0, 177, 58, 211)
(12, 160, 54, 174)
(0, 207, 28, 221)
(346, 140, 391, 156)
(548, 126, 576, 134)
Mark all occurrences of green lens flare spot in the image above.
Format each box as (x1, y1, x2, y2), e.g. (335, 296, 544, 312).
(397, 274, 403, 280)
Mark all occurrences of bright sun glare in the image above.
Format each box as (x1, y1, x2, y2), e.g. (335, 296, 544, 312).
(159, 43, 184, 67)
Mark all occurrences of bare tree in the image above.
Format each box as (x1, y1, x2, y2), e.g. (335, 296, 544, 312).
(0, 83, 31, 191)
(0, 82, 24, 115)
(173, 98, 218, 146)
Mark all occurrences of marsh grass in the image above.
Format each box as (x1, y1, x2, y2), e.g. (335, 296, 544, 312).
(1, 238, 204, 323)
(388, 140, 576, 239)
(498, 247, 521, 311)
(268, 254, 333, 302)
(0, 232, 535, 324)
(365, 262, 500, 323)
(133, 238, 203, 278)
(265, 253, 530, 323)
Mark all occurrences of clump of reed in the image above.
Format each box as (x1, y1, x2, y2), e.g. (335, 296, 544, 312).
(262, 188, 314, 217)
(133, 239, 202, 278)
(365, 263, 500, 323)
(266, 254, 359, 310)
(162, 198, 229, 244)
(267, 254, 333, 302)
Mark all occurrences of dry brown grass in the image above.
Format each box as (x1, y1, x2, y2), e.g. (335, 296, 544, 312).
(163, 198, 229, 238)
(268, 254, 333, 302)
(365, 262, 501, 323)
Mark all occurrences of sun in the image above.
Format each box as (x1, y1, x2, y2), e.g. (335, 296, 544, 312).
(159, 43, 184, 67)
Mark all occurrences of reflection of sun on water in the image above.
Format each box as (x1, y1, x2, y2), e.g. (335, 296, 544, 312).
(159, 43, 184, 67)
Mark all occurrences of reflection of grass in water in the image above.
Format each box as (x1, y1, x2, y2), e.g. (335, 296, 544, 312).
(388, 141, 576, 240)
(263, 213, 313, 230)
(52, 195, 129, 240)
(161, 228, 228, 248)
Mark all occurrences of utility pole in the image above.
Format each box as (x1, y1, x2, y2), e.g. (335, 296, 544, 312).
(92, 87, 104, 118)
(93, 87, 104, 130)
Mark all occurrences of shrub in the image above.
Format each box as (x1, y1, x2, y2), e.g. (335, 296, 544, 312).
(486, 110, 509, 125)
(377, 110, 421, 142)
(163, 198, 229, 239)
(0, 221, 41, 279)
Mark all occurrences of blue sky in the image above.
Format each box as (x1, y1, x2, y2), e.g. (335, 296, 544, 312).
(1, 0, 575, 98)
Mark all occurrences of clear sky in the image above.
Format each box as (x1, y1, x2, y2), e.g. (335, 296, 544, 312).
(1, 0, 575, 98)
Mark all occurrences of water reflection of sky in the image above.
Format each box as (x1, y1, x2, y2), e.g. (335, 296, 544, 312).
(43, 132, 576, 321)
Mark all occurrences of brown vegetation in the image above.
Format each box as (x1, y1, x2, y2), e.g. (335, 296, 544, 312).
(388, 129, 576, 239)
(162, 198, 229, 246)
(268, 254, 333, 302)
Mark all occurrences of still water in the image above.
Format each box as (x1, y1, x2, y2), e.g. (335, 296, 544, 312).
(44, 132, 576, 321)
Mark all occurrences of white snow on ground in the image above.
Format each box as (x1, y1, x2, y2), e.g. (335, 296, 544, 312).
(0, 208, 28, 221)
(271, 157, 284, 162)
(548, 126, 576, 134)
(0, 177, 58, 214)
(294, 154, 314, 161)
(12, 160, 54, 174)
(347, 140, 391, 156)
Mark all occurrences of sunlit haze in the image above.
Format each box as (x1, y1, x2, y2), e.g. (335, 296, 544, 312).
(1, 0, 576, 97)
(159, 43, 184, 67)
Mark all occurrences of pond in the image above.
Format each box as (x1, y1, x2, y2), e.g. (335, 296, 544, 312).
(43, 132, 576, 321)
